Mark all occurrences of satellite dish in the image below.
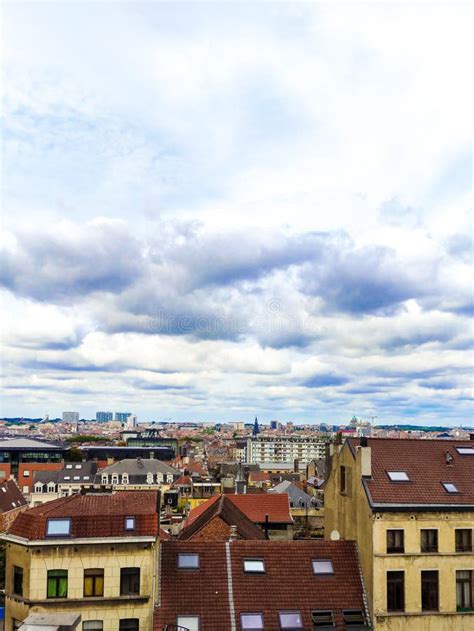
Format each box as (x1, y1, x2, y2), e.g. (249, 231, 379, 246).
(330, 529, 340, 541)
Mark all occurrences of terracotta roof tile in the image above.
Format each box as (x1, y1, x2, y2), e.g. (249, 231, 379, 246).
(348, 437, 474, 507)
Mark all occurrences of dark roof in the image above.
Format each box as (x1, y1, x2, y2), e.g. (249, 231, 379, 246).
(98, 458, 179, 476)
(178, 495, 266, 541)
(33, 461, 97, 485)
(347, 437, 474, 508)
(0, 480, 28, 513)
(0, 438, 65, 451)
(155, 540, 369, 631)
(8, 490, 160, 540)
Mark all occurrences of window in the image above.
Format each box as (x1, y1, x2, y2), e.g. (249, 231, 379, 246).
(120, 567, 140, 595)
(456, 447, 474, 455)
(46, 518, 71, 537)
(75, 464, 82, 469)
(125, 517, 135, 531)
(83, 569, 104, 597)
(112, 474, 119, 484)
(387, 530, 404, 553)
(455, 529, 472, 552)
(47, 483, 56, 493)
(311, 611, 334, 627)
(66, 464, 73, 469)
(73, 476, 80, 480)
(178, 553, 199, 569)
(243, 559, 265, 573)
(47, 569, 68, 598)
(119, 621, 138, 631)
(456, 570, 473, 611)
(241, 613, 264, 630)
(421, 570, 439, 611)
(387, 471, 409, 482)
(83, 622, 103, 631)
(387, 571, 404, 612)
(340, 465, 347, 494)
(443, 482, 459, 493)
(279, 611, 302, 629)
(63, 476, 71, 481)
(312, 559, 334, 575)
(146, 472, 154, 484)
(342, 610, 366, 626)
(34, 483, 43, 492)
(420, 529, 438, 553)
(13, 566, 23, 596)
(23, 470, 30, 478)
(101, 475, 108, 484)
(177, 617, 199, 631)
(122, 474, 129, 484)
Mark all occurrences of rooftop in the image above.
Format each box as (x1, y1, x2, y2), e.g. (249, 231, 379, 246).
(0, 479, 28, 514)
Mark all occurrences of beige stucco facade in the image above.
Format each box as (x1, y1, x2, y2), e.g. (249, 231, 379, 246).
(325, 442, 474, 631)
(3, 537, 158, 631)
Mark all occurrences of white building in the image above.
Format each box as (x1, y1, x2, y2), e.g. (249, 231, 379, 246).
(62, 411, 79, 423)
(246, 435, 327, 464)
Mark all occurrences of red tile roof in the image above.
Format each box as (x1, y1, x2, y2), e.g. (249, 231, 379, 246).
(154, 540, 369, 631)
(185, 493, 293, 527)
(178, 495, 266, 541)
(0, 480, 28, 514)
(347, 437, 474, 508)
(8, 490, 160, 540)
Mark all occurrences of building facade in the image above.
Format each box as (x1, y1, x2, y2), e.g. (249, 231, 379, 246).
(2, 490, 160, 631)
(324, 437, 474, 631)
(62, 412, 79, 423)
(246, 435, 327, 464)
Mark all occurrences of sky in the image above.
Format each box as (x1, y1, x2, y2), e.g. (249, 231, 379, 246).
(1, 1, 473, 426)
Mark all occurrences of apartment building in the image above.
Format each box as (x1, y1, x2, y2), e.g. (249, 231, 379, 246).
(2, 490, 160, 631)
(246, 435, 327, 464)
(324, 437, 474, 631)
(30, 462, 98, 505)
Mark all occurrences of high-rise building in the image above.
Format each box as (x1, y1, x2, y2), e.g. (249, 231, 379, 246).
(246, 435, 327, 464)
(115, 412, 132, 422)
(96, 411, 113, 422)
(126, 414, 138, 428)
(62, 411, 79, 423)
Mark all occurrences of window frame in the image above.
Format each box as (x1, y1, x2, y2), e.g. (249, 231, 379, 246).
(387, 570, 405, 612)
(120, 567, 140, 596)
(125, 516, 136, 531)
(420, 529, 438, 553)
(178, 553, 200, 569)
(243, 558, 265, 574)
(442, 482, 459, 493)
(386, 471, 410, 482)
(47, 569, 68, 599)
(278, 610, 303, 630)
(83, 568, 104, 597)
(13, 565, 23, 596)
(455, 528, 472, 552)
(421, 570, 439, 611)
(456, 570, 473, 611)
(312, 559, 334, 575)
(240, 612, 264, 630)
(176, 616, 200, 631)
(311, 610, 335, 627)
(386, 529, 405, 554)
(118, 620, 139, 631)
(83, 622, 103, 631)
(46, 518, 72, 537)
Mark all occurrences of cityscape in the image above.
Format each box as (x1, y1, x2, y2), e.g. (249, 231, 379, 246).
(1, 2, 472, 631)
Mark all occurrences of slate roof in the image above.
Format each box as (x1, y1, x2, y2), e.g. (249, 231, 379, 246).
(185, 493, 293, 526)
(33, 461, 97, 485)
(98, 458, 180, 476)
(347, 437, 474, 508)
(0, 438, 64, 450)
(0, 480, 28, 513)
(268, 480, 317, 506)
(178, 495, 266, 541)
(154, 540, 369, 631)
(8, 490, 160, 540)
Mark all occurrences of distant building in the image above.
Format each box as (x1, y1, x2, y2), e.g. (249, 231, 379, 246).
(0, 438, 67, 491)
(270, 420, 279, 430)
(31, 461, 98, 505)
(97, 458, 180, 489)
(126, 414, 138, 428)
(252, 416, 260, 436)
(115, 412, 132, 422)
(62, 411, 79, 423)
(96, 411, 113, 422)
(246, 435, 327, 464)
(0, 479, 28, 532)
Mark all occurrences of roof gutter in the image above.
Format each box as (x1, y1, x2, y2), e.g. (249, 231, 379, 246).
(225, 541, 237, 631)
(0, 533, 157, 546)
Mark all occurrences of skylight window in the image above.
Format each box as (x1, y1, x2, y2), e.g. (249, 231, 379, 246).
(442, 482, 459, 493)
(343, 610, 366, 626)
(46, 518, 71, 537)
(243, 559, 265, 573)
(178, 553, 199, 569)
(73, 476, 80, 480)
(312, 610, 334, 627)
(279, 611, 303, 629)
(63, 476, 70, 481)
(125, 517, 135, 531)
(312, 559, 334, 575)
(66, 464, 72, 469)
(241, 613, 264, 630)
(456, 447, 474, 455)
(387, 471, 410, 482)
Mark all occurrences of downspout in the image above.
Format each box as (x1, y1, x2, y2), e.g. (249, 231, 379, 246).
(225, 541, 237, 631)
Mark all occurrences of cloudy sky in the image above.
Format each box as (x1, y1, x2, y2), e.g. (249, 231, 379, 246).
(1, 1, 472, 425)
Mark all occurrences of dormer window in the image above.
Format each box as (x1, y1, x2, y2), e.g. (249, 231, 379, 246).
(387, 471, 410, 482)
(125, 516, 135, 531)
(34, 483, 43, 492)
(101, 475, 108, 485)
(312, 559, 334, 575)
(178, 553, 199, 569)
(166, 474, 173, 484)
(47, 483, 56, 493)
(46, 518, 71, 537)
(66, 464, 73, 469)
(156, 473, 163, 483)
(442, 482, 459, 493)
(111, 474, 119, 484)
(243, 559, 265, 573)
(122, 474, 129, 485)
(146, 473, 153, 485)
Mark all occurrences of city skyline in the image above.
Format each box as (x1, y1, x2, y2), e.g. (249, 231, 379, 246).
(1, 2, 472, 425)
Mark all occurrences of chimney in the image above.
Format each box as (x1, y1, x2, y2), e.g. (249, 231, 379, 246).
(360, 446, 371, 477)
(229, 524, 238, 541)
(264, 514, 269, 540)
